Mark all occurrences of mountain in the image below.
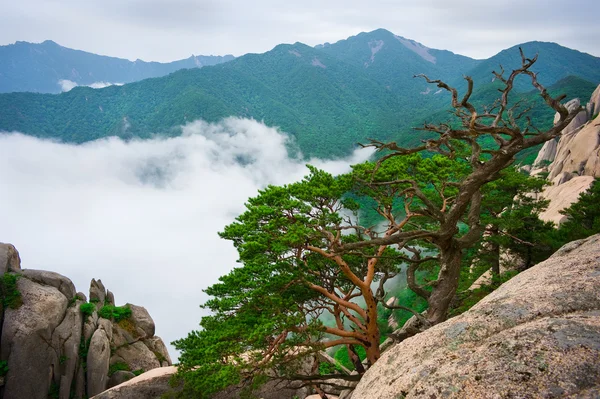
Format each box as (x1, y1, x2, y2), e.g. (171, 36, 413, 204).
(0, 40, 235, 93)
(0, 30, 598, 158)
(462, 41, 600, 90)
(318, 28, 480, 94)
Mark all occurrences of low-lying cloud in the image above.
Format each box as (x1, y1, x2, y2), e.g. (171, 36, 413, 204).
(58, 79, 124, 92)
(0, 117, 373, 359)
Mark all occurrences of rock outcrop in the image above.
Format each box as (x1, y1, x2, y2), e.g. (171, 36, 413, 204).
(91, 366, 178, 399)
(352, 234, 600, 398)
(0, 243, 171, 399)
(532, 84, 600, 224)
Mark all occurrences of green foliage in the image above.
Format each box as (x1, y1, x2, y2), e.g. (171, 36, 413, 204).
(557, 179, 600, 242)
(0, 33, 596, 159)
(48, 381, 60, 399)
(477, 167, 556, 270)
(133, 369, 144, 376)
(318, 361, 336, 375)
(391, 286, 430, 328)
(170, 47, 600, 397)
(98, 305, 132, 322)
(108, 362, 130, 376)
(117, 318, 140, 337)
(333, 346, 366, 372)
(1, 273, 22, 309)
(79, 335, 93, 372)
(68, 296, 78, 307)
(450, 271, 519, 317)
(174, 166, 411, 397)
(153, 351, 168, 364)
(79, 303, 95, 317)
(0, 360, 8, 377)
(59, 355, 68, 365)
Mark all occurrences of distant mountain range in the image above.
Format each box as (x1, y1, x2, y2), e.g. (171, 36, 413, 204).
(0, 40, 235, 93)
(0, 29, 598, 158)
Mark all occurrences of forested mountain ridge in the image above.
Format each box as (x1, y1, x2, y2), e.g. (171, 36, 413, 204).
(0, 39, 235, 93)
(0, 29, 598, 158)
(463, 41, 600, 89)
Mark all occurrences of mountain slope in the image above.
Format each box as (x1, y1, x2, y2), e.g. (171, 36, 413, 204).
(0, 40, 235, 93)
(0, 42, 408, 157)
(0, 30, 598, 159)
(318, 29, 480, 111)
(462, 41, 600, 90)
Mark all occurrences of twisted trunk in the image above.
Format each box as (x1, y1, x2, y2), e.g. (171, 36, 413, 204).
(426, 240, 463, 325)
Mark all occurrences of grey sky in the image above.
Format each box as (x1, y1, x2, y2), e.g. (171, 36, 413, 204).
(1, 0, 599, 62)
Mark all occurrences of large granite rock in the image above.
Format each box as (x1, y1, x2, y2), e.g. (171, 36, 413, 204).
(0, 243, 21, 274)
(533, 84, 600, 225)
(87, 329, 112, 396)
(0, 244, 172, 399)
(91, 366, 179, 399)
(538, 175, 595, 225)
(0, 277, 68, 399)
(352, 234, 600, 398)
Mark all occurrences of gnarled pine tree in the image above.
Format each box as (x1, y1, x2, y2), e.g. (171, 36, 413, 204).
(343, 48, 583, 327)
(174, 50, 583, 397)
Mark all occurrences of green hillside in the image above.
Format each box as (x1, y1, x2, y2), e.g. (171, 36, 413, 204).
(0, 30, 598, 159)
(0, 40, 234, 94)
(460, 41, 600, 90)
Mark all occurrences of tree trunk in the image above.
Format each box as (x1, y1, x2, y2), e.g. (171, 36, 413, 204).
(347, 345, 365, 374)
(490, 229, 500, 276)
(361, 288, 381, 366)
(426, 241, 463, 325)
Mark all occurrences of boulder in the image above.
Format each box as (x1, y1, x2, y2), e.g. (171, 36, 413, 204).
(0, 277, 68, 399)
(83, 312, 99, 343)
(0, 243, 21, 274)
(589, 83, 600, 117)
(22, 268, 76, 299)
(538, 175, 594, 224)
(548, 113, 600, 181)
(98, 317, 114, 342)
(532, 137, 558, 167)
(52, 300, 84, 399)
(128, 304, 155, 338)
(107, 371, 136, 389)
(112, 341, 160, 374)
(87, 329, 111, 396)
(106, 289, 115, 305)
(0, 245, 172, 398)
(144, 336, 172, 366)
(111, 320, 143, 347)
(90, 278, 107, 308)
(91, 366, 179, 399)
(352, 234, 600, 399)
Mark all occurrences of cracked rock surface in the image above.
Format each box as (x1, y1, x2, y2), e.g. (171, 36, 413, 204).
(352, 234, 600, 399)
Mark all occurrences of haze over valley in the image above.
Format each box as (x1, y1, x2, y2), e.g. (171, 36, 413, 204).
(1, 3, 600, 396)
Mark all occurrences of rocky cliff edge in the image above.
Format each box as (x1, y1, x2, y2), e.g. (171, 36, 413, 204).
(0, 243, 172, 399)
(352, 234, 600, 398)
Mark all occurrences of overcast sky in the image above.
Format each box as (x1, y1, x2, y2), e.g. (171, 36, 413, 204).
(1, 0, 599, 62)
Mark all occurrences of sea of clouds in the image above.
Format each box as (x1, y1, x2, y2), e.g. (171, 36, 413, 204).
(0, 117, 373, 359)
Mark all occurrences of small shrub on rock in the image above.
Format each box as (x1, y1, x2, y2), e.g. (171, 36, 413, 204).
(80, 302, 95, 317)
(108, 361, 130, 376)
(0, 273, 22, 309)
(99, 305, 132, 322)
